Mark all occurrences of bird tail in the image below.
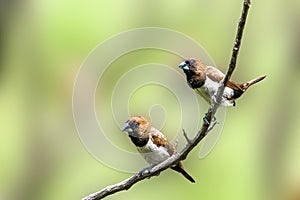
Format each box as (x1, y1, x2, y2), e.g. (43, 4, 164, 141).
(240, 75, 266, 91)
(171, 163, 195, 183)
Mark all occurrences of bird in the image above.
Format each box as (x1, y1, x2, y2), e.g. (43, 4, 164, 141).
(122, 116, 195, 183)
(178, 58, 266, 106)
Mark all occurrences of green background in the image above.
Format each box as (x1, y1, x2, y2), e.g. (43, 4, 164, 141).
(1, 0, 300, 200)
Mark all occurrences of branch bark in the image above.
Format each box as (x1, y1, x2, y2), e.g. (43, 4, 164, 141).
(82, 0, 251, 199)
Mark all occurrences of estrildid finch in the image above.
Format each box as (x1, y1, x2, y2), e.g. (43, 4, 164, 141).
(178, 58, 266, 106)
(122, 116, 195, 183)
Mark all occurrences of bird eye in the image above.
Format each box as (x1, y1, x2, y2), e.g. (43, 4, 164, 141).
(133, 121, 139, 127)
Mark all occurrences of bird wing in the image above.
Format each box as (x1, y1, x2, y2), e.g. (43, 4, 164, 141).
(150, 127, 175, 156)
(226, 80, 244, 93)
(206, 66, 224, 83)
(206, 66, 243, 93)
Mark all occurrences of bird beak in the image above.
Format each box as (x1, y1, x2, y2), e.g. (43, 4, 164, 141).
(178, 61, 189, 71)
(122, 123, 132, 133)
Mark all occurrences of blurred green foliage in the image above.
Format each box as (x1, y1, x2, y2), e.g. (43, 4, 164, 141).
(1, 0, 300, 200)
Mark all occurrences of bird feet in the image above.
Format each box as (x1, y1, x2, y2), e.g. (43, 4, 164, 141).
(203, 113, 217, 128)
(138, 167, 150, 177)
(203, 113, 210, 125)
(137, 166, 160, 178)
(203, 112, 216, 124)
(211, 94, 218, 105)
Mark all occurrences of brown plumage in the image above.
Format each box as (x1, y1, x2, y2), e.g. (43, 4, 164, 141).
(122, 116, 195, 183)
(178, 58, 266, 106)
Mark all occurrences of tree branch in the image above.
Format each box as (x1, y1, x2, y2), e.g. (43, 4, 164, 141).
(182, 129, 192, 144)
(82, 0, 251, 199)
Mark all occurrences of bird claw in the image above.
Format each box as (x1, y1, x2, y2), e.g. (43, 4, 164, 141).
(138, 166, 160, 178)
(138, 167, 150, 177)
(211, 94, 217, 104)
(203, 113, 217, 126)
(212, 116, 217, 123)
(203, 113, 210, 125)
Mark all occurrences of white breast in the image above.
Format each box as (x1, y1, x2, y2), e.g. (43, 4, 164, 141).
(203, 76, 219, 96)
(137, 139, 170, 165)
(202, 76, 235, 107)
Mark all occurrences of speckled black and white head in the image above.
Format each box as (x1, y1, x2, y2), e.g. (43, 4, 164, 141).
(178, 58, 199, 75)
(178, 58, 266, 107)
(178, 58, 207, 89)
(122, 116, 196, 183)
(122, 116, 150, 147)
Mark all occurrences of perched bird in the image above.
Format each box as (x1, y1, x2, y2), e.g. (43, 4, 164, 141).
(178, 58, 266, 106)
(122, 116, 195, 183)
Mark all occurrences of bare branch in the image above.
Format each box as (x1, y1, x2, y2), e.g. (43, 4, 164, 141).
(182, 129, 192, 144)
(82, 1, 251, 199)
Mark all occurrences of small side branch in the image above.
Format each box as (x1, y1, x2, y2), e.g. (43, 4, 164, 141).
(82, 1, 251, 199)
(182, 129, 192, 144)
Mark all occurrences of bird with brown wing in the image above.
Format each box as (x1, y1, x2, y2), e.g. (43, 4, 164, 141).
(122, 116, 195, 183)
(178, 58, 266, 106)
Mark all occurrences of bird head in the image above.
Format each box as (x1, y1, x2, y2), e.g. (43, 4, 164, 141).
(122, 116, 150, 138)
(178, 58, 196, 71)
(178, 58, 206, 75)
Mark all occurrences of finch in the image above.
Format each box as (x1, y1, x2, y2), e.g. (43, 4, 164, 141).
(178, 58, 266, 106)
(122, 116, 195, 183)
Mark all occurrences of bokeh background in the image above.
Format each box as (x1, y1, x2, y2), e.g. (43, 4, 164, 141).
(1, 0, 300, 200)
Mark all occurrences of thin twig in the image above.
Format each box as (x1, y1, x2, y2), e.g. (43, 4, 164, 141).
(82, 1, 251, 199)
(182, 129, 192, 144)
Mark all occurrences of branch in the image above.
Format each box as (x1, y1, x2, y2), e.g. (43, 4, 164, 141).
(182, 129, 192, 144)
(82, 1, 251, 199)
(204, 0, 251, 124)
